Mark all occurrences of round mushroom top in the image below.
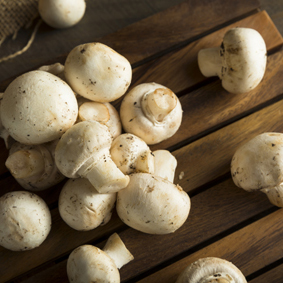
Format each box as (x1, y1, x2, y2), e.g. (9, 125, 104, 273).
(116, 173, 191, 234)
(120, 82, 183, 145)
(176, 257, 247, 283)
(55, 120, 112, 178)
(220, 27, 267, 94)
(0, 191, 51, 251)
(64, 42, 132, 102)
(231, 132, 283, 192)
(67, 244, 120, 283)
(38, 0, 86, 29)
(1, 70, 78, 145)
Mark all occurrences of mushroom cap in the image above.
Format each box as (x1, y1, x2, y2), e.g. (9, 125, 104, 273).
(1, 70, 78, 145)
(120, 82, 182, 144)
(38, 0, 86, 29)
(176, 257, 247, 283)
(0, 191, 51, 251)
(231, 132, 283, 192)
(220, 27, 266, 94)
(116, 173, 190, 234)
(110, 133, 154, 175)
(59, 178, 116, 231)
(64, 42, 132, 102)
(67, 244, 120, 283)
(55, 120, 112, 178)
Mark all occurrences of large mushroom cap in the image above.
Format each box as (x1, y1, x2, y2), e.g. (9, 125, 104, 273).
(0, 191, 51, 251)
(176, 257, 247, 283)
(1, 70, 78, 145)
(116, 173, 190, 234)
(64, 42, 132, 102)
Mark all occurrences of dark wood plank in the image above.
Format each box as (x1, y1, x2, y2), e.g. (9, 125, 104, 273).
(136, 208, 283, 283)
(249, 264, 283, 283)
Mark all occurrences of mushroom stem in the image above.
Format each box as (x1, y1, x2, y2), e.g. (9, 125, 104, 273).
(78, 102, 110, 124)
(80, 152, 129, 194)
(135, 150, 155, 173)
(153, 150, 177, 182)
(103, 233, 134, 269)
(200, 274, 234, 283)
(261, 184, 283, 207)
(198, 47, 222, 78)
(5, 149, 45, 179)
(141, 88, 177, 123)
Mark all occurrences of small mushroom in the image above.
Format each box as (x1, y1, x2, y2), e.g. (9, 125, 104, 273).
(116, 173, 191, 234)
(38, 62, 66, 81)
(231, 132, 283, 207)
(77, 96, 122, 139)
(5, 139, 65, 191)
(58, 178, 116, 231)
(198, 27, 267, 94)
(55, 120, 129, 194)
(38, 0, 86, 29)
(67, 233, 134, 283)
(176, 257, 247, 283)
(152, 149, 177, 182)
(0, 191, 52, 251)
(64, 42, 132, 102)
(1, 70, 78, 145)
(110, 133, 155, 175)
(120, 82, 182, 144)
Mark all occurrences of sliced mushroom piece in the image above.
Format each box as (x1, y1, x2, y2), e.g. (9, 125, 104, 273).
(110, 133, 155, 175)
(231, 132, 283, 207)
(116, 173, 190, 234)
(198, 27, 267, 94)
(0, 191, 52, 251)
(67, 233, 133, 283)
(153, 149, 177, 182)
(55, 120, 129, 194)
(59, 178, 116, 231)
(64, 42, 132, 102)
(5, 139, 65, 191)
(176, 257, 247, 283)
(1, 70, 78, 145)
(120, 82, 182, 145)
(38, 0, 86, 29)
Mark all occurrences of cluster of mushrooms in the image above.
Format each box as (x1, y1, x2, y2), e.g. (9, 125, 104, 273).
(0, 25, 272, 282)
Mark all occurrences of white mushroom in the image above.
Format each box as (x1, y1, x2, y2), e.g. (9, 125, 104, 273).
(120, 83, 182, 145)
(198, 27, 267, 94)
(1, 70, 78, 145)
(231, 132, 283, 207)
(5, 139, 65, 191)
(64, 42, 132, 102)
(67, 233, 134, 283)
(0, 191, 51, 251)
(110, 133, 155, 175)
(153, 149, 177, 182)
(58, 178, 116, 231)
(77, 96, 122, 139)
(38, 0, 86, 29)
(176, 257, 247, 283)
(116, 173, 191, 234)
(38, 62, 66, 81)
(55, 120, 129, 194)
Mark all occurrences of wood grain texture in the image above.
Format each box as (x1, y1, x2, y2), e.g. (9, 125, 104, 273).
(249, 263, 283, 283)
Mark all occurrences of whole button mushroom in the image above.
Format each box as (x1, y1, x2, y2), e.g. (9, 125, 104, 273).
(55, 120, 129, 194)
(5, 140, 65, 191)
(67, 233, 134, 283)
(110, 133, 155, 175)
(120, 82, 183, 145)
(64, 42, 132, 102)
(176, 257, 247, 283)
(38, 0, 86, 29)
(1, 70, 78, 145)
(58, 178, 116, 231)
(231, 132, 283, 207)
(198, 27, 267, 94)
(116, 173, 191, 234)
(0, 191, 52, 251)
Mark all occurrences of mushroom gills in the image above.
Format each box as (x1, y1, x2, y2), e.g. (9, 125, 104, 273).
(199, 273, 235, 283)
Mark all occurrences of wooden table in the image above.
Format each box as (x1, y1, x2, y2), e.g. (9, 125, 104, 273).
(1, 0, 283, 282)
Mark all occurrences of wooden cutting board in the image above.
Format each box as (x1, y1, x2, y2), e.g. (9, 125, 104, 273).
(1, 0, 283, 282)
